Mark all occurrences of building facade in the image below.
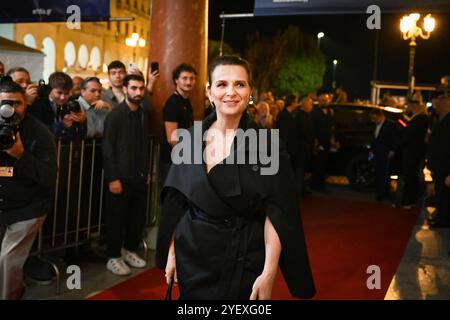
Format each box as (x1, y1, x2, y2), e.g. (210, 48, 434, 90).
(10, 0, 151, 83)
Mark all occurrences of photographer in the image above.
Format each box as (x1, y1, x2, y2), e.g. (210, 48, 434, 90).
(6, 67, 38, 106)
(28, 72, 86, 140)
(0, 80, 57, 299)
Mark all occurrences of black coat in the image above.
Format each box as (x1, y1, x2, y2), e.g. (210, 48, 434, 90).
(397, 113, 429, 171)
(292, 109, 314, 168)
(372, 120, 397, 160)
(427, 112, 450, 178)
(102, 102, 150, 182)
(156, 112, 315, 299)
(0, 115, 57, 224)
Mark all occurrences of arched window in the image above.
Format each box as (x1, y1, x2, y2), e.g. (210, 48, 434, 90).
(64, 41, 76, 67)
(23, 34, 36, 48)
(89, 47, 101, 71)
(78, 44, 89, 69)
(42, 37, 55, 81)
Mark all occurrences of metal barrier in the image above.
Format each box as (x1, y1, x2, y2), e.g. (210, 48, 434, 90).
(30, 136, 162, 294)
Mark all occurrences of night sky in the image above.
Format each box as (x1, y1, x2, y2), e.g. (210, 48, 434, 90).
(208, 0, 450, 100)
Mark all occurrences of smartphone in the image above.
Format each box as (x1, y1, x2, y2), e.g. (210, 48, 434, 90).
(129, 63, 138, 70)
(151, 61, 159, 73)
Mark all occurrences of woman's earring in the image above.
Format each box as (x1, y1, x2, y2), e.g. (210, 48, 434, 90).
(248, 95, 254, 107)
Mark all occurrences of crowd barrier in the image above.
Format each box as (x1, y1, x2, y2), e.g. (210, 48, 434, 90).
(30, 136, 162, 294)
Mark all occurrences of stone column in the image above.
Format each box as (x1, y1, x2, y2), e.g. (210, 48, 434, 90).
(148, 0, 208, 136)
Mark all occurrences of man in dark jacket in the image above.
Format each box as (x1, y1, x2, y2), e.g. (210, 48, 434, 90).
(427, 96, 450, 227)
(102, 74, 150, 276)
(293, 96, 315, 196)
(28, 72, 86, 141)
(394, 97, 429, 208)
(370, 108, 398, 201)
(311, 92, 335, 192)
(0, 80, 57, 299)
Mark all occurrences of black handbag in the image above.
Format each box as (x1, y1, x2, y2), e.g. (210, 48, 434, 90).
(165, 278, 174, 300)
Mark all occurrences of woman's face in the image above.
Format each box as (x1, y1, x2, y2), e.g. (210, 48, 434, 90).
(208, 65, 251, 118)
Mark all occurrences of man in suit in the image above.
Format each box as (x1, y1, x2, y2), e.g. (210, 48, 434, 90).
(311, 91, 335, 193)
(293, 96, 315, 196)
(370, 109, 398, 201)
(394, 96, 429, 208)
(427, 96, 450, 228)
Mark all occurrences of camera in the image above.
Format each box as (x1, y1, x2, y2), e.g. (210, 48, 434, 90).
(58, 99, 82, 119)
(37, 79, 51, 98)
(0, 100, 21, 150)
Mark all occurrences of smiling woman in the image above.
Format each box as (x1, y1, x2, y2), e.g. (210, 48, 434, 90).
(156, 55, 316, 300)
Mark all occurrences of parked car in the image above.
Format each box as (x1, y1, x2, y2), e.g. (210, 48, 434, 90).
(326, 102, 405, 190)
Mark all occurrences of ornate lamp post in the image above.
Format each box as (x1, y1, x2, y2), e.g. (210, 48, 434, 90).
(400, 13, 435, 98)
(125, 32, 146, 63)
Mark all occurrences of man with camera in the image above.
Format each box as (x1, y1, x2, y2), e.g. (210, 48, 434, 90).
(28, 72, 86, 140)
(0, 79, 57, 299)
(6, 67, 39, 106)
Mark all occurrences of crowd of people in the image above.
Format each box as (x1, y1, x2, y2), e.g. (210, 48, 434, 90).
(1, 54, 449, 300)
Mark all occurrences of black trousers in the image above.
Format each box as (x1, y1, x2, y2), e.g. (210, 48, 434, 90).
(106, 180, 147, 258)
(374, 155, 391, 198)
(400, 157, 422, 205)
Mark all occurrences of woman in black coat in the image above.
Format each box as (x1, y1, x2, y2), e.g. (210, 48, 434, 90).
(156, 56, 315, 300)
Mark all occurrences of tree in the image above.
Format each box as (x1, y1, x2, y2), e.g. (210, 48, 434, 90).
(272, 55, 326, 97)
(244, 31, 289, 96)
(244, 26, 325, 98)
(208, 40, 236, 65)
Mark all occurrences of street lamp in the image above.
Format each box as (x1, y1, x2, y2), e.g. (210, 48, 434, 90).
(317, 32, 324, 48)
(400, 13, 435, 98)
(332, 59, 338, 89)
(125, 32, 146, 63)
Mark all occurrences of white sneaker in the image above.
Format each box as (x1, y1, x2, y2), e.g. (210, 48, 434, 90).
(121, 249, 147, 268)
(107, 258, 131, 276)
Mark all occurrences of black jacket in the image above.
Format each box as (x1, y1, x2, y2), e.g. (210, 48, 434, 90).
(28, 97, 84, 140)
(102, 101, 150, 182)
(0, 115, 57, 224)
(427, 112, 450, 177)
(372, 119, 398, 158)
(397, 113, 428, 166)
(292, 109, 314, 167)
(312, 106, 334, 149)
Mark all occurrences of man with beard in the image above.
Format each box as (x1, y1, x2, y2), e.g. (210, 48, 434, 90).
(102, 74, 150, 275)
(160, 63, 197, 182)
(0, 79, 56, 299)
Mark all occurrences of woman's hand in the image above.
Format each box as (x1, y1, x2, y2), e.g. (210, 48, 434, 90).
(250, 216, 281, 300)
(250, 272, 276, 300)
(165, 236, 177, 284)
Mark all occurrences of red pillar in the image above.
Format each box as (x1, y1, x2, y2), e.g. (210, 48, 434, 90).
(148, 0, 208, 137)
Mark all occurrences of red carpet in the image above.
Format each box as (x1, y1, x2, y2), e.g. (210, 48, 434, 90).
(89, 197, 418, 300)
